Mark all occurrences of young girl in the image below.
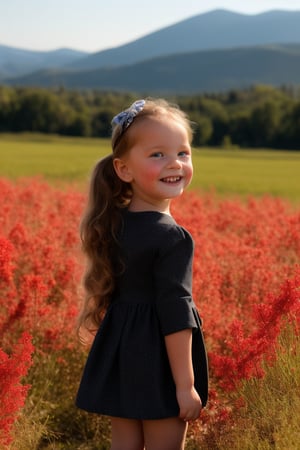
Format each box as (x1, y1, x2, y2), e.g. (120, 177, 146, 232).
(76, 98, 208, 450)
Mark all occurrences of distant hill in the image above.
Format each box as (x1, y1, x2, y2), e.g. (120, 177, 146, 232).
(6, 44, 300, 94)
(65, 9, 300, 71)
(2, 9, 300, 93)
(0, 45, 89, 79)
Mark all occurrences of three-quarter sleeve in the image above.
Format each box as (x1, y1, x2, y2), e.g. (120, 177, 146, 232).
(154, 227, 198, 336)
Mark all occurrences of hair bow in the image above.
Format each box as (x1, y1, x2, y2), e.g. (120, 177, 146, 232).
(112, 99, 145, 132)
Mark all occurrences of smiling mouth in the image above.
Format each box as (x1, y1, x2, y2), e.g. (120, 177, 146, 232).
(160, 176, 182, 183)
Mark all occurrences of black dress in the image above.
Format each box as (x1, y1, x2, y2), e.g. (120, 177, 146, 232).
(76, 210, 208, 419)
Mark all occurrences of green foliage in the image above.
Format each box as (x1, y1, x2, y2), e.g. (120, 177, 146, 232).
(1, 85, 300, 149)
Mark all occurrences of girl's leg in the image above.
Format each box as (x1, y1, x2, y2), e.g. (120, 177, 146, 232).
(143, 417, 188, 450)
(110, 417, 144, 450)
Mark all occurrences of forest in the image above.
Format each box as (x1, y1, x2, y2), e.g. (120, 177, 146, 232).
(1, 84, 300, 149)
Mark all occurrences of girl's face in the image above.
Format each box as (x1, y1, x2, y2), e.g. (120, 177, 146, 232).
(113, 114, 193, 213)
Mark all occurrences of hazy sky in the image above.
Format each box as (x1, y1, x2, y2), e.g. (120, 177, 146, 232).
(1, 0, 300, 52)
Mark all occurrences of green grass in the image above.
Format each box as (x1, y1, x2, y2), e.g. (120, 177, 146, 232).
(192, 147, 300, 201)
(0, 133, 299, 202)
(0, 133, 111, 182)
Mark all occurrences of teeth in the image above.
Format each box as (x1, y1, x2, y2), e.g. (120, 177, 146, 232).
(162, 176, 181, 183)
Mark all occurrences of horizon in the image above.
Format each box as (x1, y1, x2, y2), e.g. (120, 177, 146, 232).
(1, 1, 300, 53)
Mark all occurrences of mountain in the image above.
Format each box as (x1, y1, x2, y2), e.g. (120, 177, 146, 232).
(3, 9, 300, 93)
(65, 9, 300, 71)
(0, 44, 89, 79)
(6, 44, 300, 94)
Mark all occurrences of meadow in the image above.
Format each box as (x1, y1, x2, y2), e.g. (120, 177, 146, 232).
(0, 134, 299, 449)
(0, 133, 300, 201)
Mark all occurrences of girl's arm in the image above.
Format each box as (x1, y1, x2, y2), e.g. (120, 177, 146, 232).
(165, 329, 202, 421)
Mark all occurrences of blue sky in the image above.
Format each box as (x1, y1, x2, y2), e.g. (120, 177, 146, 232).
(1, 0, 299, 52)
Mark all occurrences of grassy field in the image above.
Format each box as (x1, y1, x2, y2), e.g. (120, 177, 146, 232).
(0, 133, 299, 202)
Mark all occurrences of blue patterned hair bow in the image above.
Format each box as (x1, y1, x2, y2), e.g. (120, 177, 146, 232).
(112, 99, 145, 132)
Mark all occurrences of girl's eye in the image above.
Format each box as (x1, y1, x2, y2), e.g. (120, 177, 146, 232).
(150, 152, 164, 158)
(178, 151, 190, 157)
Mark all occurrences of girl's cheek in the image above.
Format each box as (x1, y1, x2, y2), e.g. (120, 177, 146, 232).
(143, 163, 162, 180)
(186, 165, 193, 183)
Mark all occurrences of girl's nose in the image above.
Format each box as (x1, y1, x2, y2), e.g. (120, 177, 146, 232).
(167, 157, 182, 169)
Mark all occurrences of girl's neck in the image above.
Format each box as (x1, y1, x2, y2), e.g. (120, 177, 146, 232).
(128, 198, 171, 215)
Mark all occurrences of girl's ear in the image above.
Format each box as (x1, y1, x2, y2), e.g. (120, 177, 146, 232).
(113, 158, 133, 182)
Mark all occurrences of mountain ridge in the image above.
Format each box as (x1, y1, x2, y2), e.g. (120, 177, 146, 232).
(6, 43, 300, 94)
(0, 44, 89, 79)
(64, 9, 300, 71)
(2, 9, 300, 93)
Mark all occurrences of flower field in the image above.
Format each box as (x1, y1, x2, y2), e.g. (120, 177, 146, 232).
(0, 177, 299, 449)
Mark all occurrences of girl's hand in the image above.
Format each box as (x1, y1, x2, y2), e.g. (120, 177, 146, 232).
(165, 329, 203, 421)
(176, 386, 202, 422)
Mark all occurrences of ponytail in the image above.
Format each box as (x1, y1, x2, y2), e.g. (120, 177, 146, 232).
(78, 154, 131, 332)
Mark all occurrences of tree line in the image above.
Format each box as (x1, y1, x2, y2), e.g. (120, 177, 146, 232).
(0, 84, 300, 149)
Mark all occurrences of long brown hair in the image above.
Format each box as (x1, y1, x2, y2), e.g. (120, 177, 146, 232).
(78, 98, 193, 332)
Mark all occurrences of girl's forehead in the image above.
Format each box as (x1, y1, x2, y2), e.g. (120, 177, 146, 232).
(119, 112, 192, 153)
(135, 125, 176, 142)
(133, 113, 187, 134)
(127, 116, 191, 150)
